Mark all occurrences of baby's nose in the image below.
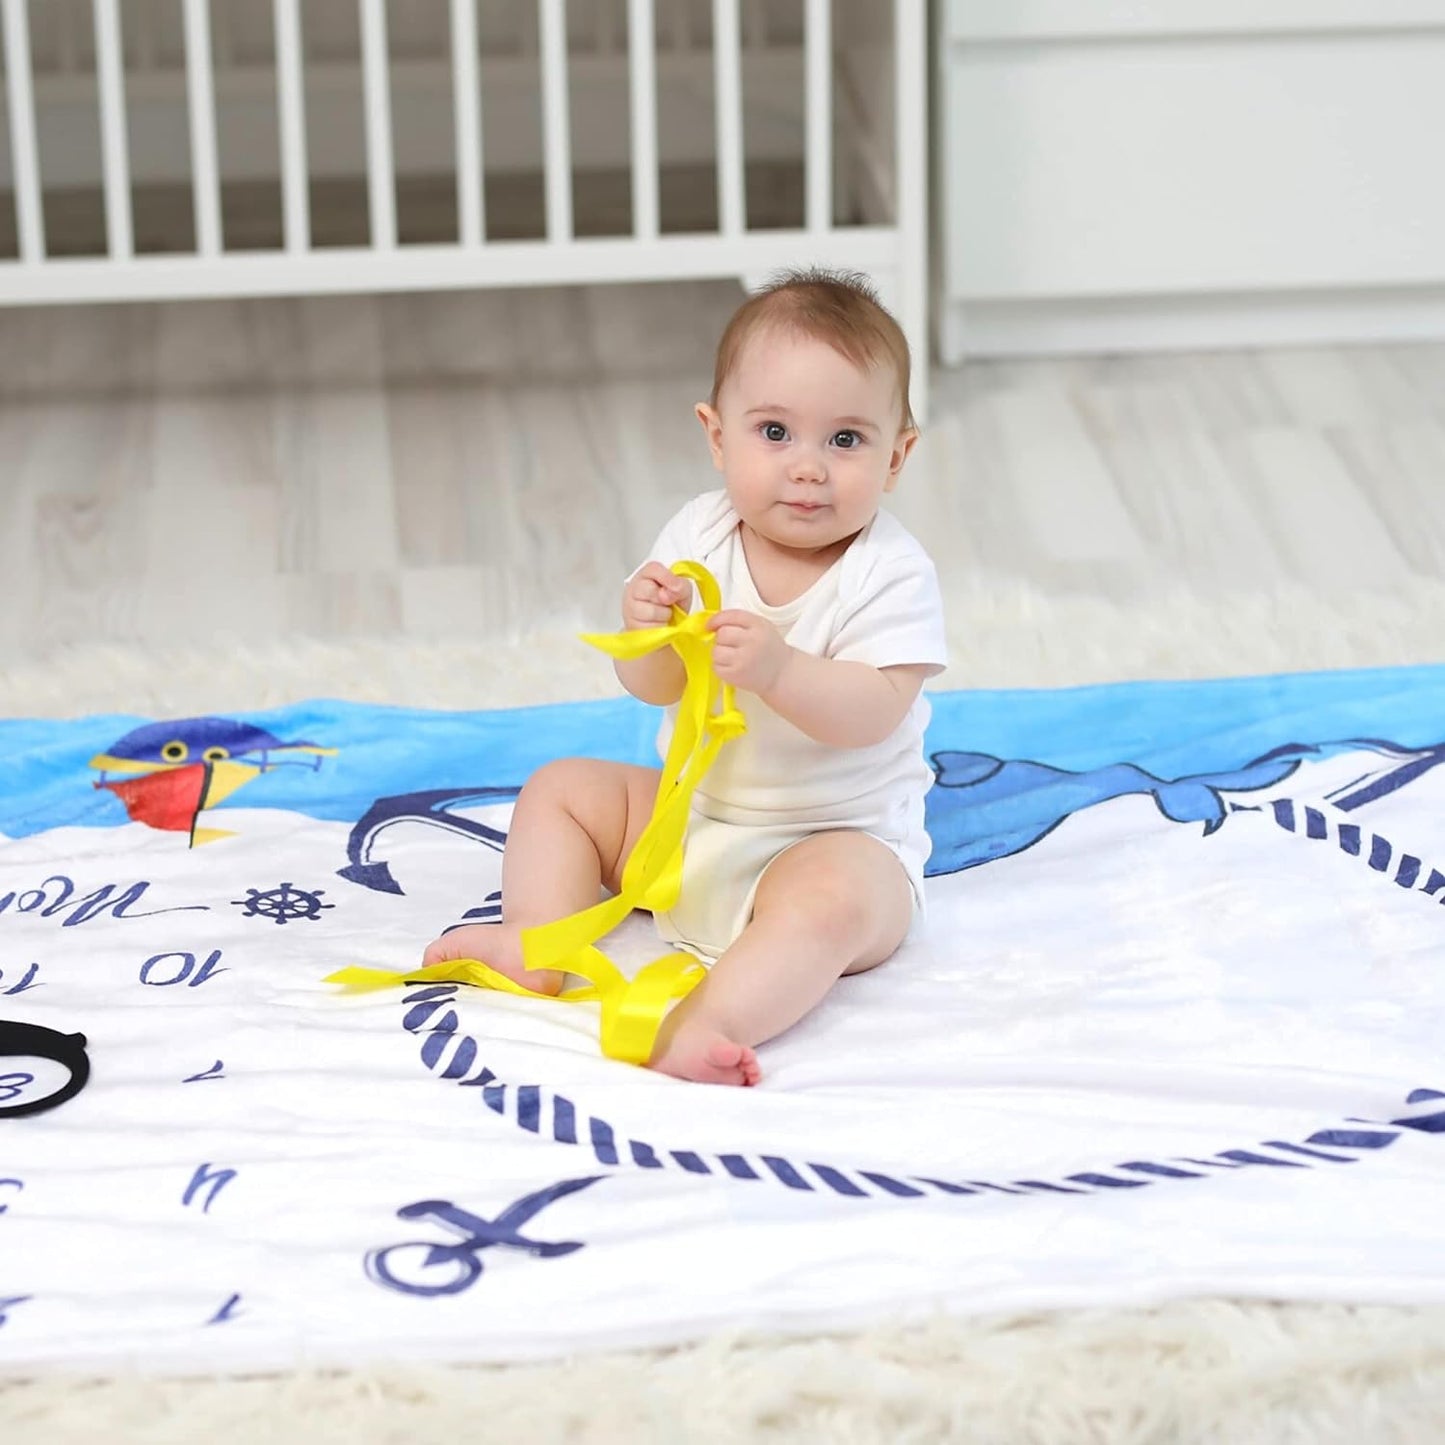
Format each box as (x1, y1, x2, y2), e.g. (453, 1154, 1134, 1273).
(791, 448, 826, 482)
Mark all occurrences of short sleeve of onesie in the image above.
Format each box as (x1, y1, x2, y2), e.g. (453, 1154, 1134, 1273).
(828, 514, 949, 676)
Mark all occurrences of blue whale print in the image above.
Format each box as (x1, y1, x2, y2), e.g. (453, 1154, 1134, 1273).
(923, 737, 1445, 877)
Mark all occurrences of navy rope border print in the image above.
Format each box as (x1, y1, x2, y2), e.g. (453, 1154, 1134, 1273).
(398, 790, 1445, 1199)
(398, 985, 1444, 1202)
(1231, 797, 1445, 902)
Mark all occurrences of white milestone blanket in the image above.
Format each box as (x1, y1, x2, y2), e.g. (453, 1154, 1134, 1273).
(1, 667, 1442, 1376)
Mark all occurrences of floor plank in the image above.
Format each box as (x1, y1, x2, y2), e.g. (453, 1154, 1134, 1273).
(2, 285, 1443, 665)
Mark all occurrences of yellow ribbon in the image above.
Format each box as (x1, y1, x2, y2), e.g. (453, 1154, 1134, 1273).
(324, 561, 746, 1066)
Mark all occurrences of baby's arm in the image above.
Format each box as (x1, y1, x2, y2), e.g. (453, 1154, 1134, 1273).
(708, 609, 929, 748)
(614, 561, 688, 706)
(765, 654, 930, 749)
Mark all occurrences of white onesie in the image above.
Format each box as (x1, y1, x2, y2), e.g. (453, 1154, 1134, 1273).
(638, 490, 948, 959)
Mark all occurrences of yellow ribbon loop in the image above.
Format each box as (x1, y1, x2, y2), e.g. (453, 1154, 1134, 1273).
(324, 560, 745, 1066)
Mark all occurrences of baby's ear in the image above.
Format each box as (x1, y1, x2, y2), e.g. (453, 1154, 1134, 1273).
(695, 402, 725, 469)
(884, 425, 920, 490)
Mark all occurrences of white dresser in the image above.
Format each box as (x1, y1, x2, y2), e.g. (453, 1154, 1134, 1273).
(932, 0, 1445, 358)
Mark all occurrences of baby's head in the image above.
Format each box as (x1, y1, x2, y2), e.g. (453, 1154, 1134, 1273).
(697, 268, 919, 557)
(709, 268, 915, 433)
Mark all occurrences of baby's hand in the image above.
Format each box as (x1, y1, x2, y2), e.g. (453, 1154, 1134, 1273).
(707, 610, 790, 695)
(623, 563, 691, 630)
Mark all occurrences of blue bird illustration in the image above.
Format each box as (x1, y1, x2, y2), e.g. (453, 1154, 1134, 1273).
(90, 716, 334, 846)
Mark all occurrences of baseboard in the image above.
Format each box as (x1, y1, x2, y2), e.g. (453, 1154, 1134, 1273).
(937, 285, 1445, 360)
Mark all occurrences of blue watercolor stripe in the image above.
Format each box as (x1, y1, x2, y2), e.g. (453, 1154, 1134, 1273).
(1307, 1128, 1397, 1150)
(1396, 855, 1421, 888)
(1339, 824, 1362, 856)
(858, 1172, 926, 1198)
(404, 999, 451, 1033)
(419, 1031, 449, 1070)
(1066, 1173, 1147, 1189)
(810, 1164, 867, 1197)
(516, 1085, 541, 1133)
(1369, 835, 1392, 871)
(1017, 1180, 1088, 1194)
(1304, 806, 1328, 840)
(1117, 1161, 1203, 1179)
(401, 985, 460, 1006)
(1264, 1140, 1357, 1163)
(1397, 1112, 1445, 1134)
(1425, 870, 1445, 896)
(914, 1178, 979, 1196)
(439, 1035, 477, 1080)
(481, 1083, 506, 1115)
(1216, 1149, 1306, 1168)
(1271, 799, 1295, 831)
(761, 1156, 814, 1191)
(553, 1095, 577, 1144)
(589, 1117, 618, 1166)
(630, 1141, 663, 1169)
(719, 1154, 761, 1180)
(671, 1151, 710, 1174)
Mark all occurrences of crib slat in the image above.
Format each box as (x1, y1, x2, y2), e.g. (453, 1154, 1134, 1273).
(538, 0, 573, 243)
(449, 0, 485, 246)
(895, 0, 928, 422)
(447, 0, 488, 245)
(804, 0, 831, 234)
(359, 0, 397, 249)
(712, 0, 745, 237)
(273, 0, 310, 254)
(182, 0, 223, 256)
(627, 0, 658, 240)
(2, 0, 46, 262)
(92, 0, 134, 260)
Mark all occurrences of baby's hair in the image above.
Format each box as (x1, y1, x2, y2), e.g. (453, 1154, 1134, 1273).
(710, 266, 915, 430)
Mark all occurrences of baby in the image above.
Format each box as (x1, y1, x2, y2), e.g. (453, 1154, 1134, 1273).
(424, 268, 947, 1086)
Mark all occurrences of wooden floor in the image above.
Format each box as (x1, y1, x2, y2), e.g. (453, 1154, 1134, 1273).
(1, 280, 1443, 665)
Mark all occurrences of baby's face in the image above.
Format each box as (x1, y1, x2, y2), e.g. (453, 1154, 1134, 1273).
(698, 328, 915, 559)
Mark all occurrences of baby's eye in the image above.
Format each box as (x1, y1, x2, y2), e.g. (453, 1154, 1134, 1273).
(832, 429, 861, 450)
(761, 422, 788, 443)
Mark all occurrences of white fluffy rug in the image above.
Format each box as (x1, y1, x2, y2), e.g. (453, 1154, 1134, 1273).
(4, 576, 1445, 1444)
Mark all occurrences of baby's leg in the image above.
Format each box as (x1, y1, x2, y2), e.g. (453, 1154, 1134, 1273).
(421, 758, 661, 993)
(649, 831, 913, 1085)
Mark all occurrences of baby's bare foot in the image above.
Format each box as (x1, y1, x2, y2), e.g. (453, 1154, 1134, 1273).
(649, 1015, 761, 1087)
(420, 922, 564, 996)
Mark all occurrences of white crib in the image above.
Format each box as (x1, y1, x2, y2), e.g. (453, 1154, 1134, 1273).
(0, 0, 928, 409)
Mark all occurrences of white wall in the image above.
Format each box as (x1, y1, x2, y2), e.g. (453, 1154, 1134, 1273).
(934, 0, 1445, 358)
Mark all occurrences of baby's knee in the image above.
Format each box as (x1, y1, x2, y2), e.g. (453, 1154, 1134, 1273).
(521, 756, 607, 809)
(781, 877, 874, 944)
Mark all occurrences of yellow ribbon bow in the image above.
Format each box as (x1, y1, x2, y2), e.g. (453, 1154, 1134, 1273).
(324, 561, 746, 1065)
